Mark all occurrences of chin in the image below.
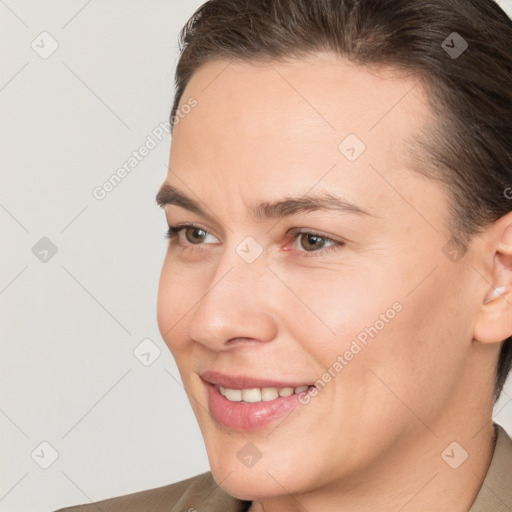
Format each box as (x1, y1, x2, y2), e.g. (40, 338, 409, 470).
(213, 470, 288, 501)
(210, 457, 311, 502)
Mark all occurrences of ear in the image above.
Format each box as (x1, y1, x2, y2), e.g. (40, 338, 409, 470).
(473, 213, 512, 345)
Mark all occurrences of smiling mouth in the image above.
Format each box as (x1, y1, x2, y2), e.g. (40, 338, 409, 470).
(203, 379, 316, 431)
(200, 370, 316, 402)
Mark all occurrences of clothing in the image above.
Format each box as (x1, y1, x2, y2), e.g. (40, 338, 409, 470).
(468, 423, 512, 512)
(54, 471, 250, 512)
(54, 423, 511, 512)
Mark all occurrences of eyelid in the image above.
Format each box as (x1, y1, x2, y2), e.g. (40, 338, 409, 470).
(285, 227, 345, 257)
(165, 222, 220, 244)
(165, 222, 345, 256)
(286, 227, 338, 244)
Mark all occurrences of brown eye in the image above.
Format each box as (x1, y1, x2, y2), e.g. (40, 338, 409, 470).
(298, 233, 329, 251)
(184, 226, 208, 244)
(165, 223, 220, 246)
(286, 229, 344, 257)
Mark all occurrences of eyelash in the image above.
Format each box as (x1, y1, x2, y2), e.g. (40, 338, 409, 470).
(164, 222, 345, 257)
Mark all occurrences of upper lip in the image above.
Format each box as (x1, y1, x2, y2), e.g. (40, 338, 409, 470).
(200, 370, 314, 390)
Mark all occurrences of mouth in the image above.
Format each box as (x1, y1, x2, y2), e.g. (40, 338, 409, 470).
(200, 370, 317, 431)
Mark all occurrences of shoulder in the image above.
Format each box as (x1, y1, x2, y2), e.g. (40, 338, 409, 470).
(53, 471, 250, 512)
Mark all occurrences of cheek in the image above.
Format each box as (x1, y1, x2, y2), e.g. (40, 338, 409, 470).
(285, 258, 468, 411)
(280, 263, 403, 352)
(331, 263, 473, 428)
(266, 265, 406, 397)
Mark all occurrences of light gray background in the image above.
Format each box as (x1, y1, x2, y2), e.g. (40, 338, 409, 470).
(1, 1, 512, 511)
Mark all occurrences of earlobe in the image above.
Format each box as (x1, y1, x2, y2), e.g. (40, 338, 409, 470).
(473, 217, 512, 345)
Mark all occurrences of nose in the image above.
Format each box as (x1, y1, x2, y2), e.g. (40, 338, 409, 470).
(187, 251, 279, 350)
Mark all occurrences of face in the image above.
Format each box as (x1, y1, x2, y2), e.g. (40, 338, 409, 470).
(156, 54, 484, 499)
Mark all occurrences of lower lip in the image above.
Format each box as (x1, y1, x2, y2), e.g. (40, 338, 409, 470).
(204, 381, 310, 431)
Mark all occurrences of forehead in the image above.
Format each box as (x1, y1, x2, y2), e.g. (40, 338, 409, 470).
(167, 53, 445, 232)
(171, 53, 430, 170)
(177, 53, 427, 136)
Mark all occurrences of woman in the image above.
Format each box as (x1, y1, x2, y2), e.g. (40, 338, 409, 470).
(57, 0, 512, 510)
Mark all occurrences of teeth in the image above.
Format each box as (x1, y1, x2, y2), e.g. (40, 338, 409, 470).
(218, 385, 311, 403)
(242, 388, 261, 403)
(261, 387, 279, 401)
(279, 387, 294, 397)
(220, 387, 242, 402)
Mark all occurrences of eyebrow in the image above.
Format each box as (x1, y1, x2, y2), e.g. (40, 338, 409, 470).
(155, 183, 373, 221)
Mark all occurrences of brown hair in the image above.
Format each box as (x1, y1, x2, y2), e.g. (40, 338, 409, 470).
(169, 0, 512, 402)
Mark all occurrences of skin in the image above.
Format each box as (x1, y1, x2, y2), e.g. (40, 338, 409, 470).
(156, 53, 512, 511)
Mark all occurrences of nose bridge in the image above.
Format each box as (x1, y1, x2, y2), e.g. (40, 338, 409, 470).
(187, 239, 277, 347)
